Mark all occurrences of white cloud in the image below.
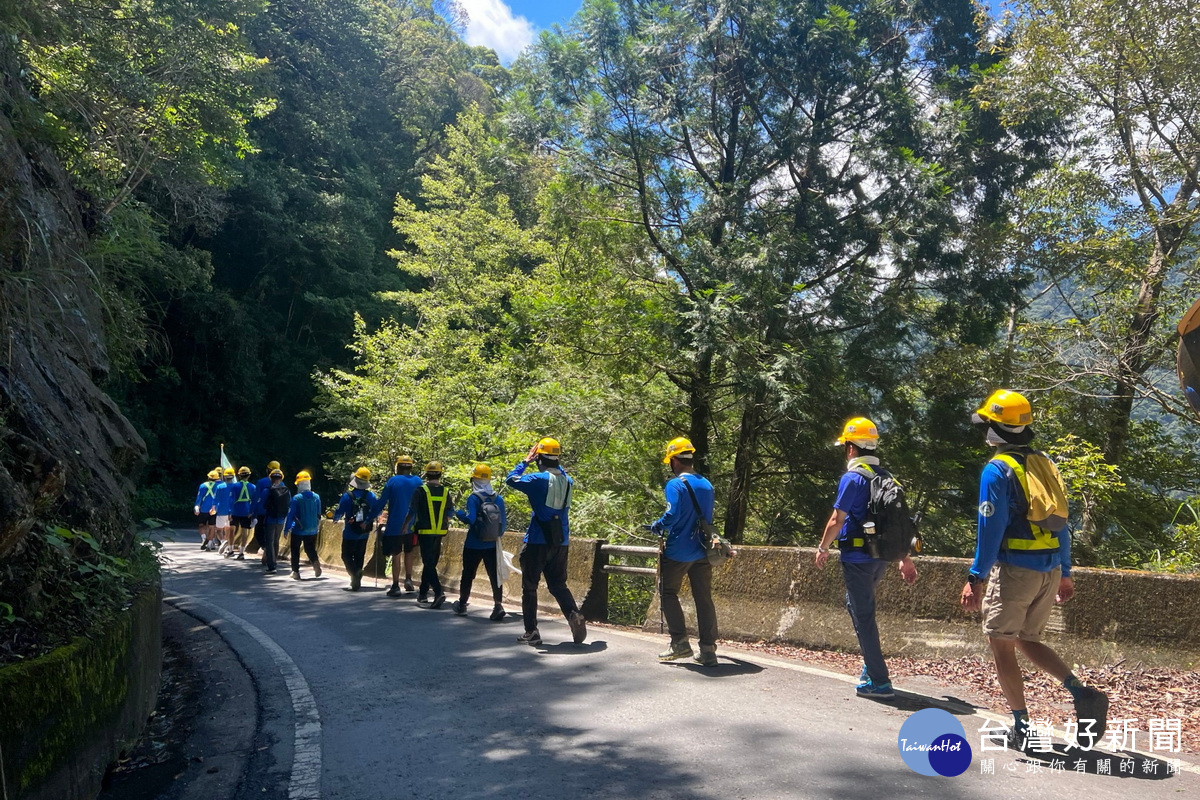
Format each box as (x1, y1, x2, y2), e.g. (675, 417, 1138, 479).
(458, 0, 537, 62)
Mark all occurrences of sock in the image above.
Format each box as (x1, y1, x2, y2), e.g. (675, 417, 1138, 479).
(1063, 674, 1087, 701)
(1012, 709, 1029, 735)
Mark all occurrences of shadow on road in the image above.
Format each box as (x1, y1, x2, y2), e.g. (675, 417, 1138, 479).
(664, 657, 765, 677)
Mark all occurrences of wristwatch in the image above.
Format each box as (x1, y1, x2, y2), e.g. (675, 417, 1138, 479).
(817, 546, 829, 554)
(967, 573, 984, 587)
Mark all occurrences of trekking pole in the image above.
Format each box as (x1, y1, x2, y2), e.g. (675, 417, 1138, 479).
(640, 524, 664, 634)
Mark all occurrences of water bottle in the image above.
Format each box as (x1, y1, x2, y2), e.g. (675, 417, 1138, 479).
(863, 521, 880, 559)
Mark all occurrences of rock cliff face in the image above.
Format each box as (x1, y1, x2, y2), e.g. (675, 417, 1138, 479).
(0, 36, 145, 557)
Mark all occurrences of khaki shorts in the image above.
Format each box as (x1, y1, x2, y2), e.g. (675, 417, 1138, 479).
(982, 563, 1060, 642)
(215, 515, 231, 529)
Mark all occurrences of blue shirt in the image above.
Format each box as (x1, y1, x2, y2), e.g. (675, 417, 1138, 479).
(374, 474, 424, 536)
(652, 474, 713, 563)
(213, 480, 233, 515)
(455, 491, 508, 550)
(253, 476, 273, 516)
(285, 491, 322, 536)
(230, 479, 257, 517)
(195, 481, 218, 514)
(333, 489, 379, 541)
(970, 458, 1072, 579)
(833, 471, 876, 564)
(505, 461, 573, 545)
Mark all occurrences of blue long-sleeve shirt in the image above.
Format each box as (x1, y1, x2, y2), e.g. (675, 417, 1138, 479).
(333, 489, 379, 541)
(970, 457, 1072, 579)
(195, 481, 218, 514)
(505, 461, 572, 545)
(455, 491, 508, 549)
(285, 491, 323, 536)
(652, 474, 713, 562)
(373, 474, 424, 536)
(253, 476, 273, 516)
(230, 479, 257, 517)
(213, 480, 233, 515)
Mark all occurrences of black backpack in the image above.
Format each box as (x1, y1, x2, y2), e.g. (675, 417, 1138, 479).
(850, 465, 921, 562)
(472, 491, 502, 542)
(347, 490, 374, 535)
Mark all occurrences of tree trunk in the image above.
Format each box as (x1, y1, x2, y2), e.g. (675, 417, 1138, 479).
(687, 348, 714, 477)
(722, 395, 763, 544)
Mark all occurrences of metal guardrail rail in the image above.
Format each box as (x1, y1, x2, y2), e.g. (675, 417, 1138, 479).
(598, 543, 659, 577)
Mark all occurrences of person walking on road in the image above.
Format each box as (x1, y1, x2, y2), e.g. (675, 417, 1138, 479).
(213, 467, 235, 554)
(284, 470, 324, 580)
(652, 437, 725, 667)
(194, 469, 220, 550)
(374, 455, 423, 596)
(961, 390, 1108, 749)
(506, 438, 586, 646)
(259, 468, 290, 575)
(452, 463, 508, 620)
(814, 418, 918, 699)
(402, 461, 453, 608)
(253, 460, 281, 562)
(227, 466, 257, 561)
(333, 466, 379, 592)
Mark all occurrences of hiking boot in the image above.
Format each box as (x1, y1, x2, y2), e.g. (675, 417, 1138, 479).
(312, 560, 322, 578)
(350, 572, 362, 591)
(291, 570, 301, 580)
(517, 629, 542, 646)
(693, 646, 718, 667)
(855, 679, 895, 699)
(1073, 687, 1109, 747)
(451, 600, 468, 616)
(568, 611, 587, 644)
(386, 584, 403, 598)
(430, 594, 447, 609)
(658, 642, 695, 662)
(404, 578, 415, 592)
(489, 604, 507, 621)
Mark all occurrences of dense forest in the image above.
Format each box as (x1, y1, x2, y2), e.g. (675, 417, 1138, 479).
(2, 0, 1198, 640)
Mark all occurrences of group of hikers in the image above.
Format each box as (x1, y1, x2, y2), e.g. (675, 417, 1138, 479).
(192, 388, 1111, 749)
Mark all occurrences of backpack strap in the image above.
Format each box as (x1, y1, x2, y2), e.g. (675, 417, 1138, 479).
(679, 477, 711, 541)
(991, 454, 1060, 552)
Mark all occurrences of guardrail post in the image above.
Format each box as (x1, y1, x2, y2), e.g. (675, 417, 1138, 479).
(579, 539, 609, 622)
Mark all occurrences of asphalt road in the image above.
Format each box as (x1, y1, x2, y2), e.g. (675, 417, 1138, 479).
(157, 532, 1199, 800)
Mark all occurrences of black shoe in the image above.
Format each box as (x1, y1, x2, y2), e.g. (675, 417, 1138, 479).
(417, 595, 429, 605)
(517, 629, 541, 646)
(404, 579, 415, 592)
(386, 584, 402, 598)
(264, 567, 276, 575)
(489, 604, 507, 621)
(568, 611, 587, 644)
(1073, 687, 1109, 747)
(451, 600, 467, 616)
(430, 594, 447, 610)
(235, 552, 245, 561)
(199, 542, 208, 551)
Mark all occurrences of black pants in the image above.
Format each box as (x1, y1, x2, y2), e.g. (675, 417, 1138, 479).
(290, 534, 319, 572)
(660, 556, 718, 648)
(418, 534, 444, 597)
(262, 523, 283, 571)
(519, 543, 578, 632)
(253, 517, 266, 550)
(342, 538, 368, 576)
(459, 546, 502, 605)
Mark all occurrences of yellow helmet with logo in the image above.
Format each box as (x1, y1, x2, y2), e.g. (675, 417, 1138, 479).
(472, 463, 492, 480)
(424, 461, 444, 475)
(973, 390, 1032, 427)
(534, 437, 561, 457)
(354, 466, 371, 480)
(662, 436, 696, 464)
(835, 417, 879, 448)
(267, 460, 280, 471)
(296, 470, 312, 482)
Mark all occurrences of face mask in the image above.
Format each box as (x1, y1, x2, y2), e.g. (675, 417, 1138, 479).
(298, 480, 312, 492)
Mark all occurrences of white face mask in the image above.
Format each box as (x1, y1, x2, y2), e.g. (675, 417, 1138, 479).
(297, 480, 312, 492)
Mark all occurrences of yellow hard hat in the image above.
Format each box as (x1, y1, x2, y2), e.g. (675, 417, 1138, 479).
(662, 436, 696, 464)
(424, 461, 444, 475)
(296, 470, 312, 482)
(395, 455, 414, 468)
(535, 437, 561, 457)
(237, 466, 251, 476)
(973, 390, 1032, 427)
(267, 460, 280, 471)
(835, 417, 879, 447)
(223, 467, 235, 477)
(207, 469, 220, 480)
(471, 463, 492, 480)
(269, 469, 283, 479)
(354, 466, 371, 480)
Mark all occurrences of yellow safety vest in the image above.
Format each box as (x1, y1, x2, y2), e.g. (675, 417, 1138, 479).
(417, 484, 449, 535)
(993, 454, 1059, 552)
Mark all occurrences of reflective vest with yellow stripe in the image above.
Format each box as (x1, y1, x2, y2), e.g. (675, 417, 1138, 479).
(417, 484, 450, 535)
(991, 453, 1059, 552)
